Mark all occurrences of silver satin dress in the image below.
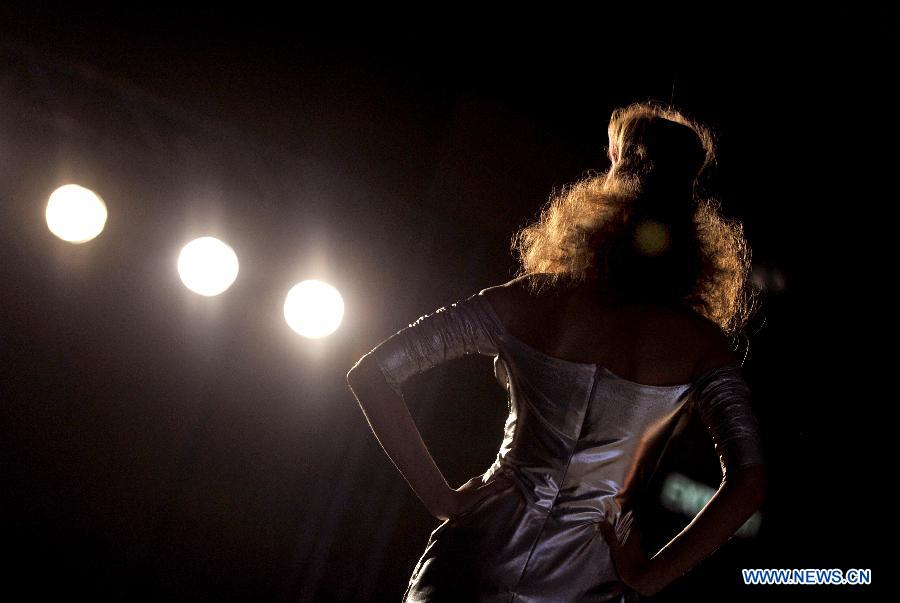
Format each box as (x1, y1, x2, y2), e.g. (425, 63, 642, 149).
(364, 291, 765, 602)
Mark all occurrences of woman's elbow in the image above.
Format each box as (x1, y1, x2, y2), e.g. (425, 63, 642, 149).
(727, 463, 767, 507)
(346, 354, 384, 394)
(346, 356, 368, 391)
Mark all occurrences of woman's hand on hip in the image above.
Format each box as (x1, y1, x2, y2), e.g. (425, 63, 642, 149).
(432, 474, 513, 522)
(596, 518, 665, 597)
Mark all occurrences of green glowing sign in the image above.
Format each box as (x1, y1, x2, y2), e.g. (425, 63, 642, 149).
(660, 472, 762, 538)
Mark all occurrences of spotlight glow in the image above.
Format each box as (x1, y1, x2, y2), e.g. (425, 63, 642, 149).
(284, 280, 344, 338)
(45, 184, 108, 243)
(177, 237, 239, 296)
(633, 219, 670, 256)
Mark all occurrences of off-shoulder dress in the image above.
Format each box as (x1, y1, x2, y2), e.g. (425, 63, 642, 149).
(363, 291, 764, 602)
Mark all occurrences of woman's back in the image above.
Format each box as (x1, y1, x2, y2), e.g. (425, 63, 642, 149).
(367, 275, 761, 601)
(481, 274, 740, 388)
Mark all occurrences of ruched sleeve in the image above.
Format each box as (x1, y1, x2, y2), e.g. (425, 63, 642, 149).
(689, 363, 764, 479)
(365, 292, 500, 397)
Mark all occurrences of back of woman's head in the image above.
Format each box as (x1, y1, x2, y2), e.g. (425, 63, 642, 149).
(512, 100, 759, 339)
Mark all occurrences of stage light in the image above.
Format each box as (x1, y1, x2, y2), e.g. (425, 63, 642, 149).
(177, 237, 239, 296)
(45, 184, 108, 243)
(283, 279, 344, 338)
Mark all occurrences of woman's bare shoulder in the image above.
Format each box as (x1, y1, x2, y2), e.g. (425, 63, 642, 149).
(479, 274, 553, 319)
(681, 311, 743, 375)
(482, 273, 564, 296)
(478, 276, 524, 321)
(633, 303, 742, 376)
(480, 276, 742, 374)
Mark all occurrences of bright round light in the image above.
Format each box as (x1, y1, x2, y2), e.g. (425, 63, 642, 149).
(45, 184, 108, 243)
(177, 237, 240, 296)
(284, 280, 344, 338)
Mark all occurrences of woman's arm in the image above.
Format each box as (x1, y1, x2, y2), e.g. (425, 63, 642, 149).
(600, 362, 767, 596)
(345, 291, 505, 521)
(633, 464, 766, 595)
(641, 358, 767, 593)
(346, 356, 457, 520)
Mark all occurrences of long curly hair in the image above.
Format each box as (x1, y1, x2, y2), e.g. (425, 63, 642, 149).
(511, 100, 759, 340)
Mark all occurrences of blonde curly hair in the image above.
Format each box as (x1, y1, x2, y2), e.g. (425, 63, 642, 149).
(511, 100, 759, 339)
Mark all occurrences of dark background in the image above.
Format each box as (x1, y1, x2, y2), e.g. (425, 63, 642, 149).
(0, 7, 889, 601)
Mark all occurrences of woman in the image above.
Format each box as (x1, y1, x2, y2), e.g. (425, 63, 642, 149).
(346, 101, 767, 601)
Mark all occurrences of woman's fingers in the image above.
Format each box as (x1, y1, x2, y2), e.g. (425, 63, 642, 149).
(596, 520, 623, 554)
(491, 474, 512, 490)
(452, 475, 512, 518)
